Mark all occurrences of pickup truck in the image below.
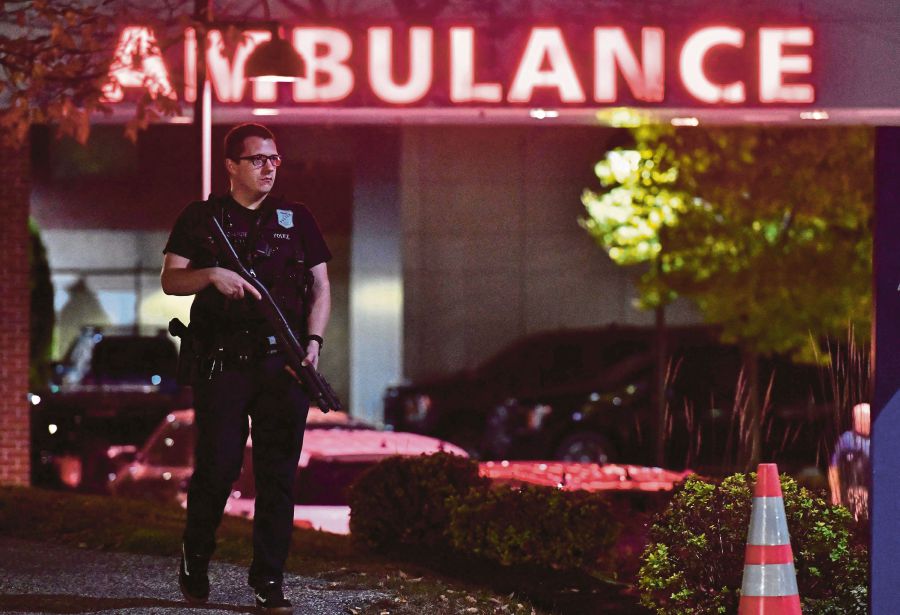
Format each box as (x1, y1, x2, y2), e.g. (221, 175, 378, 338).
(384, 325, 832, 472)
(30, 326, 183, 491)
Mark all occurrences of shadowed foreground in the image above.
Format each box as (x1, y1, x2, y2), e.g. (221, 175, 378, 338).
(0, 537, 389, 614)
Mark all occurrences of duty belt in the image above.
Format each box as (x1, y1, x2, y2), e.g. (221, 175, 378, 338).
(205, 330, 282, 377)
(263, 335, 280, 356)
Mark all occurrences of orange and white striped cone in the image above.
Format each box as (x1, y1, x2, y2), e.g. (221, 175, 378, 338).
(738, 463, 802, 615)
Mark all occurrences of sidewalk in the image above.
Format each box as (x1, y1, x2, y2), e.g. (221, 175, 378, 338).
(0, 537, 390, 614)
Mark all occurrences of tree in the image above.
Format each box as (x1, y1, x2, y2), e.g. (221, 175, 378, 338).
(0, 1, 188, 144)
(29, 217, 54, 391)
(648, 127, 871, 353)
(580, 134, 684, 307)
(582, 125, 873, 466)
(580, 137, 687, 466)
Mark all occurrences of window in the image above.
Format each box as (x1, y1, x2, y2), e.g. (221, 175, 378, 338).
(91, 337, 177, 383)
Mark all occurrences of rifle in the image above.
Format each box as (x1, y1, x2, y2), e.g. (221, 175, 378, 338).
(208, 215, 343, 412)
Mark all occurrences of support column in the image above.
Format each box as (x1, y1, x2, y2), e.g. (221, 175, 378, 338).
(349, 127, 403, 424)
(0, 135, 32, 486)
(872, 126, 900, 612)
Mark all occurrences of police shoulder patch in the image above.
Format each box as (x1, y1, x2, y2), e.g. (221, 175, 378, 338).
(276, 209, 294, 229)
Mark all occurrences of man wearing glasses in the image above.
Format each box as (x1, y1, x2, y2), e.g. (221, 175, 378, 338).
(161, 123, 331, 614)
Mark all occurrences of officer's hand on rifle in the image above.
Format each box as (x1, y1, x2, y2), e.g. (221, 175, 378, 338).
(284, 341, 320, 381)
(302, 340, 320, 369)
(209, 267, 262, 300)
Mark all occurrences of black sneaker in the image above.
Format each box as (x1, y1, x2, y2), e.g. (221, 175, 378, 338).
(178, 543, 210, 604)
(253, 580, 293, 614)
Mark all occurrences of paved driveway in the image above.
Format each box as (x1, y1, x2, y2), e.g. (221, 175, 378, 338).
(0, 537, 388, 614)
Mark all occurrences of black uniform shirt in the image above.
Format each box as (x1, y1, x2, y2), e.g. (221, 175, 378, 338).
(164, 194, 331, 334)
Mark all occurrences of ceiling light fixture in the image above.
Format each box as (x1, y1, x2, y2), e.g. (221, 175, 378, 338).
(244, 0, 305, 82)
(671, 116, 700, 126)
(799, 110, 829, 120)
(529, 109, 560, 120)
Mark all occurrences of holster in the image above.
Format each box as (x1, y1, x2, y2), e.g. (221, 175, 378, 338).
(169, 318, 204, 386)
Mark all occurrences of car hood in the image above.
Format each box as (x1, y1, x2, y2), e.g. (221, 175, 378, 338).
(298, 428, 468, 464)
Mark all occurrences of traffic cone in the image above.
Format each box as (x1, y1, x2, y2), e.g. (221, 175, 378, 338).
(738, 463, 802, 615)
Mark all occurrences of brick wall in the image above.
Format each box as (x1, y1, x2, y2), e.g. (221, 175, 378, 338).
(0, 136, 32, 485)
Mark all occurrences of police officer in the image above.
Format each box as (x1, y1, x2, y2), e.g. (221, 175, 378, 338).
(161, 123, 331, 614)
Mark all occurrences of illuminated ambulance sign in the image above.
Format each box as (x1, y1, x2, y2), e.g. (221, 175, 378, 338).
(107, 25, 815, 107)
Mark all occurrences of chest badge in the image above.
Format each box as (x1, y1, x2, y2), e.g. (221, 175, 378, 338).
(276, 209, 294, 229)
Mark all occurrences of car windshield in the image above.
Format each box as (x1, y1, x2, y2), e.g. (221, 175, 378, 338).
(476, 330, 652, 393)
(538, 337, 650, 390)
(91, 337, 177, 382)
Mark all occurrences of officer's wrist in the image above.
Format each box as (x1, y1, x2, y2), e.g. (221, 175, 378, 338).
(206, 267, 221, 284)
(305, 334, 324, 350)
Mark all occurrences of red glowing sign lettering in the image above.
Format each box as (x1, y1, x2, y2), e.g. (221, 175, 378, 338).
(292, 27, 354, 102)
(184, 29, 276, 103)
(680, 26, 747, 104)
(508, 27, 586, 103)
(104, 25, 816, 106)
(759, 27, 814, 103)
(449, 27, 503, 103)
(594, 27, 665, 103)
(368, 27, 434, 104)
(103, 26, 175, 102)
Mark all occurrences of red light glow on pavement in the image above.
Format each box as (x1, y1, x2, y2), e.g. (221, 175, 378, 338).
(479, 461, 692, 492)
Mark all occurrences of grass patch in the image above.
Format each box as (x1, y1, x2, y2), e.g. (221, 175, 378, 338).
(0, 487, 548, 614)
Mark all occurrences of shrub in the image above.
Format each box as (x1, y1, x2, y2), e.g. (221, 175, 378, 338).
(447, 484, 620, 574)
(348, 452, 487, 552)
(638, 473, 867, 614)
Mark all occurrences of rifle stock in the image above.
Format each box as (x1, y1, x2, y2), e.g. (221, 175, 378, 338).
(209, 216, 342, 412)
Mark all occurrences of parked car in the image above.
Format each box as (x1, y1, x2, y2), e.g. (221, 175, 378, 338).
(30, 326, 182, 491)
(384, 325, 830, 469)
(489, 342, 830, 470)
(50, 325, 179, 394)
(109, 407, 467, 534)
(385, 326, 661, 455)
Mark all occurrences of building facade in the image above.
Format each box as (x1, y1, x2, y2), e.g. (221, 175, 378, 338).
(6, 2, 900, 606)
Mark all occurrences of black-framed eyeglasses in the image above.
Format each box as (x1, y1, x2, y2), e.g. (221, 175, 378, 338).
(237, 154, 283, 168)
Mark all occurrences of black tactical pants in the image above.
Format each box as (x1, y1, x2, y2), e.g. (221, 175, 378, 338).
(183, 353, 310, 586)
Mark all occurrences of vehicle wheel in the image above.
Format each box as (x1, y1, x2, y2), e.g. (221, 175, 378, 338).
(554, 431, 616, 464)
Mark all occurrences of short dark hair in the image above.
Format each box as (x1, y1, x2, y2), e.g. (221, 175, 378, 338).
(224, 123, 276, 161)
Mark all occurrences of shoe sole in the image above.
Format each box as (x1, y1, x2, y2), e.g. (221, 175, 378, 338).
(179, 575, 209, 605)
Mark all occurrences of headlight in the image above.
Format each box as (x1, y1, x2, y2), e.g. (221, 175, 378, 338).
(404, 394, 432, 425)
(524, 404, 553, 431)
